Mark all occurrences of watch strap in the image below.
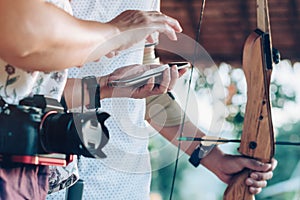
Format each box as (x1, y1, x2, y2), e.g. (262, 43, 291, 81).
(189, 145, 201, 167)
(82, 76, 100, 110)
(189, 143, 211, 168)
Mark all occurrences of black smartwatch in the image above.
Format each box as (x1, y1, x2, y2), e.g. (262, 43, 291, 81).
(82, 76, 100, 109)
(189, 143, 211, 168)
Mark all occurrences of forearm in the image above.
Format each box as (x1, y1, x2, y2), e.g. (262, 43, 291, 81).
(150, 119, 225, 172)
(0, 0, 119, 71)
(150, 120, 204, 155)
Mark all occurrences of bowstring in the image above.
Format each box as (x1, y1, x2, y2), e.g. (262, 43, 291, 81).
(168, 0, 207, 199)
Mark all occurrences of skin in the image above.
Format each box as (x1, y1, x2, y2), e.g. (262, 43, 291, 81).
(0, 0, 276, 196)
(0, 0, 183, 106)
(0, 0, 182, 72)
(64, 54, 277, 195)
(147, 72, 278, 195)
(22, 0, 275, 195)
(148, 120, 277, 194)
(63, 64, 180, 108)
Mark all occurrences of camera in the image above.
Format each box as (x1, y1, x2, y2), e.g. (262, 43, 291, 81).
(0, 95, 110, 166)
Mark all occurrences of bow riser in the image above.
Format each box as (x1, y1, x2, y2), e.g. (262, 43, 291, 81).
(223, 29, 275, 200)
(239, 29, 275, 162)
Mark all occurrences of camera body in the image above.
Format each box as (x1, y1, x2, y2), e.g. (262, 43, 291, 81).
(0, 95, 110, 166)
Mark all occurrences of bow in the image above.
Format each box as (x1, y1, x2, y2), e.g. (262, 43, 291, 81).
(223, 0, 276, 199)
(168, 0, 207, 199)
(170, 0, 279, 199)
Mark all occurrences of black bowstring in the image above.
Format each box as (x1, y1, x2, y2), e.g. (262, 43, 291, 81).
(168, 0, 207, 199)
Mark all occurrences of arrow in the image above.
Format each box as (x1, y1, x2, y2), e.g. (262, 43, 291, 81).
(178, 136, 300, 147)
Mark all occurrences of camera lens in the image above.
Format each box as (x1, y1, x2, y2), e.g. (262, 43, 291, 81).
(40, 111, 110, 158)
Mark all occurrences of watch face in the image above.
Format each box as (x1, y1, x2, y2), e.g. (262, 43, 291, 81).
(199, 144, 212, 158)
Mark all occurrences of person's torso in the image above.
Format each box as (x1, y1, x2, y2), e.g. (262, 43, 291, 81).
(63, 1, 159, 199)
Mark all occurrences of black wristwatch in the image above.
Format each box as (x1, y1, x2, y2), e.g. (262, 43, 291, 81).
(189, 143, 211, 168)
(82, 76, 100, 109)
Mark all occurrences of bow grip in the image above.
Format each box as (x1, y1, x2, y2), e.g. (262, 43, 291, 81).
(224, 169, 254, 200)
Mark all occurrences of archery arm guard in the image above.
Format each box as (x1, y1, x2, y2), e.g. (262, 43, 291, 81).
(145, 92, 190, 127)
(143, 40, 189, 127)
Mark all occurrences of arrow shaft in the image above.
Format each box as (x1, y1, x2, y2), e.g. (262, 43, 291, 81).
(177, 137, 300, 146)
(275, 141, 300, 146)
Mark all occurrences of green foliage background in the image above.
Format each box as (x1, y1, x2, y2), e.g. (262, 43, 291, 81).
(149, 61, 300, 199)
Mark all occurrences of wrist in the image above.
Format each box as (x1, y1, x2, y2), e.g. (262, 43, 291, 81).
(200, 146, 224, 170)
(188, 142, 223, 168)
(188, 143, 211, 167)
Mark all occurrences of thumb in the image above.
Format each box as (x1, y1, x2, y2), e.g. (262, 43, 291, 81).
(178, 68, 188, 78)
(240, 157, 272, 172)
(146, 34, 155, 44)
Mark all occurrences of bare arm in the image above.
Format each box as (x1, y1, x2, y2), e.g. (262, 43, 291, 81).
(147, 109, 276, 194)
(63, 64, 180, 109)
(0, 0, 182, 72)
(0, 0, 119, 71)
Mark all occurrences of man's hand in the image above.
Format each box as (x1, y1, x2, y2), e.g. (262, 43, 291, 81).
(101, 10, 182, 58)
(202, 148, 278, 195)
(100, 64, 180, 99)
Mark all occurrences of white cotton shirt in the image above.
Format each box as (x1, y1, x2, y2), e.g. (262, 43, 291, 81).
(47, 1, 160, 199)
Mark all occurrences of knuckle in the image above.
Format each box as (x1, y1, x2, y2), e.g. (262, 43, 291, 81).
(269, 172, 274, 179)
(250, 187, 261, 194)
(259, 181, 267, 188)
(255, 173, 263, 180)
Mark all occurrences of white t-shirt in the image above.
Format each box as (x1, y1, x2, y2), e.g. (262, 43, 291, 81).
(47, 1, 160, 199)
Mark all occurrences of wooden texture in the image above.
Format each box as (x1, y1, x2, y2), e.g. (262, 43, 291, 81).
(222, 29, 275, 200)
(223, 169, 254, 200)
(239, 30, 274, 162)
(223, 1, 275, 199)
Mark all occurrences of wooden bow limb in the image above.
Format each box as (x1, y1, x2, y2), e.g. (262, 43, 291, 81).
(223, 0, 275, 199)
